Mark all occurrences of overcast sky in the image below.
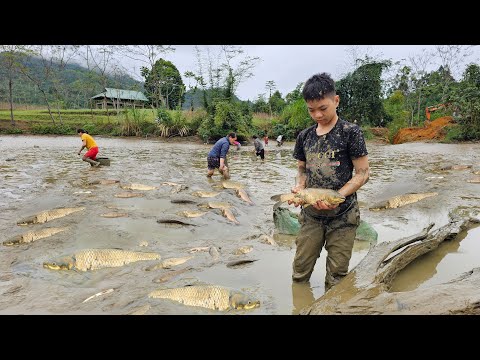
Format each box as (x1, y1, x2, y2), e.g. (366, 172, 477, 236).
(122, 45, 480, 101)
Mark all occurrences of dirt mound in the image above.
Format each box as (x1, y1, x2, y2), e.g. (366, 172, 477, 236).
(393, 116, 455, 144)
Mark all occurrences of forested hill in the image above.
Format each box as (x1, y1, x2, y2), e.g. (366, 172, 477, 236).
(0, 54, 143, 108)
(182, 88, 243, 110)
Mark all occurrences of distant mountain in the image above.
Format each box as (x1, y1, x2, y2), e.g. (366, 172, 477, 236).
(0, 54, 143, 108)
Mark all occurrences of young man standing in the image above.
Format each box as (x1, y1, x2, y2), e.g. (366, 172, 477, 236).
(77, 129, 100, 167)
(290, 73, 370, 292)
(207, 132, 237, 180)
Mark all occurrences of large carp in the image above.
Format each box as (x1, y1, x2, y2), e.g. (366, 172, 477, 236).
(43, 249, 160, 271)
(148, 285, 260, 311)
(270, 188, 345, 207)
(221, 180, 245, 190)
(145, 256, 194, 271)
(120, 183, 157, 191)
(17, 207, 85, 226)
(222, 208, 239, 224)
(114, 192, 145, 198)
(369, 192, 438, 211)
(198, 201, 232, 210)
(88, 179, 120, 185)
(191, 191, 220, 198)
(3, 227, 68, 246)
(236, 188, 254, 205)
(176, 210, 208, 218)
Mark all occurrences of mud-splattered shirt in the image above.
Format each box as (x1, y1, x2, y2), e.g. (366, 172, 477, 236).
(293, 118, 368, 218)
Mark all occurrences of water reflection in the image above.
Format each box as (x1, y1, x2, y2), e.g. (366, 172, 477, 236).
(291, 281, 316, 315)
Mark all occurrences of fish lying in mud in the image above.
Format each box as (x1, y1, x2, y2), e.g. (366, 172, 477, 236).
(221, 180, 245, 190)
(188, 246, 211, 253)
(88, 179, 120, 185)
(3, 227, 68, 246)
(100, 212, 128, 218)
(235, 188, 254, 205)
(156, 215, 197, 226)
(467, 177, 480, 183)
(148, 285, 260, 311)
(120, 183, 157, 191)
(145, 256, 194, 271)
(176, 210, 208, 218)
(17, 207, 85, 226)
(440, 165, 472, 170)
(152, 266, 193, 284)
(222, 208, 239, 224)
(270, 188, 345, 207)
(232, 245, 253, 255)
(369, 192, 438, 211)
(161, 182, 189, 193)
(198, 201, 232, 210)
(226, 259, 258, 268)
(114, 192, 145, 198)
(191, 191, 220, 198)
(43, 249, 160, 271)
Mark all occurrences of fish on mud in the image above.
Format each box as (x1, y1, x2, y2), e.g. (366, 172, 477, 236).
(17, 207, 86, 226)
(270, 188, 345, 207)
(156, 215, 197, 226)
(226, 259, 258, 268)
(145, 256, 194, 271)
(171, 195, 199, 204)
(221, 180, 245, 190)
(152, 266, 193, 284)
(198, 201, 232, 210)
(440, 165, 472, 170)
(176, 210, 208, 218)
(222, 208, 239, 224)
(88, 179, 120, 185)
(43, 248, 161, 271)
(3, 227, 68, 246)
(120, 183, 157, 191)
(191, 191, 220, 198)
(369, 192, 438, 211)
(114, 192, 145, 198)
(188, 246, 211, 253)
(467, 177, 480, 183)
(100, 212, 128, 218)
(232, 245, 253, 255)
(148, 285, 260, 311)
(235, 188, 254, 205)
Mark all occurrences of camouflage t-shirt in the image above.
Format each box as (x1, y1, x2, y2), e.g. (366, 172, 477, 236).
(293, 118, 368, 219)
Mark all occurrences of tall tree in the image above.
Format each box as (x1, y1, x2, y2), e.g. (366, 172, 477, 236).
(0, 45, 32, 125)
(265, 80, 276, 116)
(142, 58, 184, 109)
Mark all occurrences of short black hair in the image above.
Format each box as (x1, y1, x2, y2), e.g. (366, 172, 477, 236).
(228, 132, 237, 138)
(302, 72, 336, 101)
(252, 135, 257, 139)
(77, 128, 88, 134)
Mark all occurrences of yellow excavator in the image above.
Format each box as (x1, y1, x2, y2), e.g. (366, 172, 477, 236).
(425, 103, 448, 121)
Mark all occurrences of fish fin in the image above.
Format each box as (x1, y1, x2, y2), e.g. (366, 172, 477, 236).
(270, 194, 282, 201)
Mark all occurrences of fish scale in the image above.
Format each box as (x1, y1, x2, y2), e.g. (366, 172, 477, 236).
(17, 207, 85, 225)
(148, 285, 233, 311)
(73, 249, 160, 271)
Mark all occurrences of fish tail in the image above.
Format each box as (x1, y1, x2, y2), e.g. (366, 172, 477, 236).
(270, 193, 294, 202)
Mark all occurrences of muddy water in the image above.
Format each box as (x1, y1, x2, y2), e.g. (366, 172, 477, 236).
(0, 135, 479, 315)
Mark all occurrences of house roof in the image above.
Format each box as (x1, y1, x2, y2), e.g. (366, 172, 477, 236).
(91, 88, 148, 102)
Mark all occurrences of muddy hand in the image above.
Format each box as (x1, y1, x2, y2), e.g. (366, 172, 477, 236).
(312, 199, 339, 211)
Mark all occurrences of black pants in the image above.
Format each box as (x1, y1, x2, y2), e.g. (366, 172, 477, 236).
(256, 149, 265, 160)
